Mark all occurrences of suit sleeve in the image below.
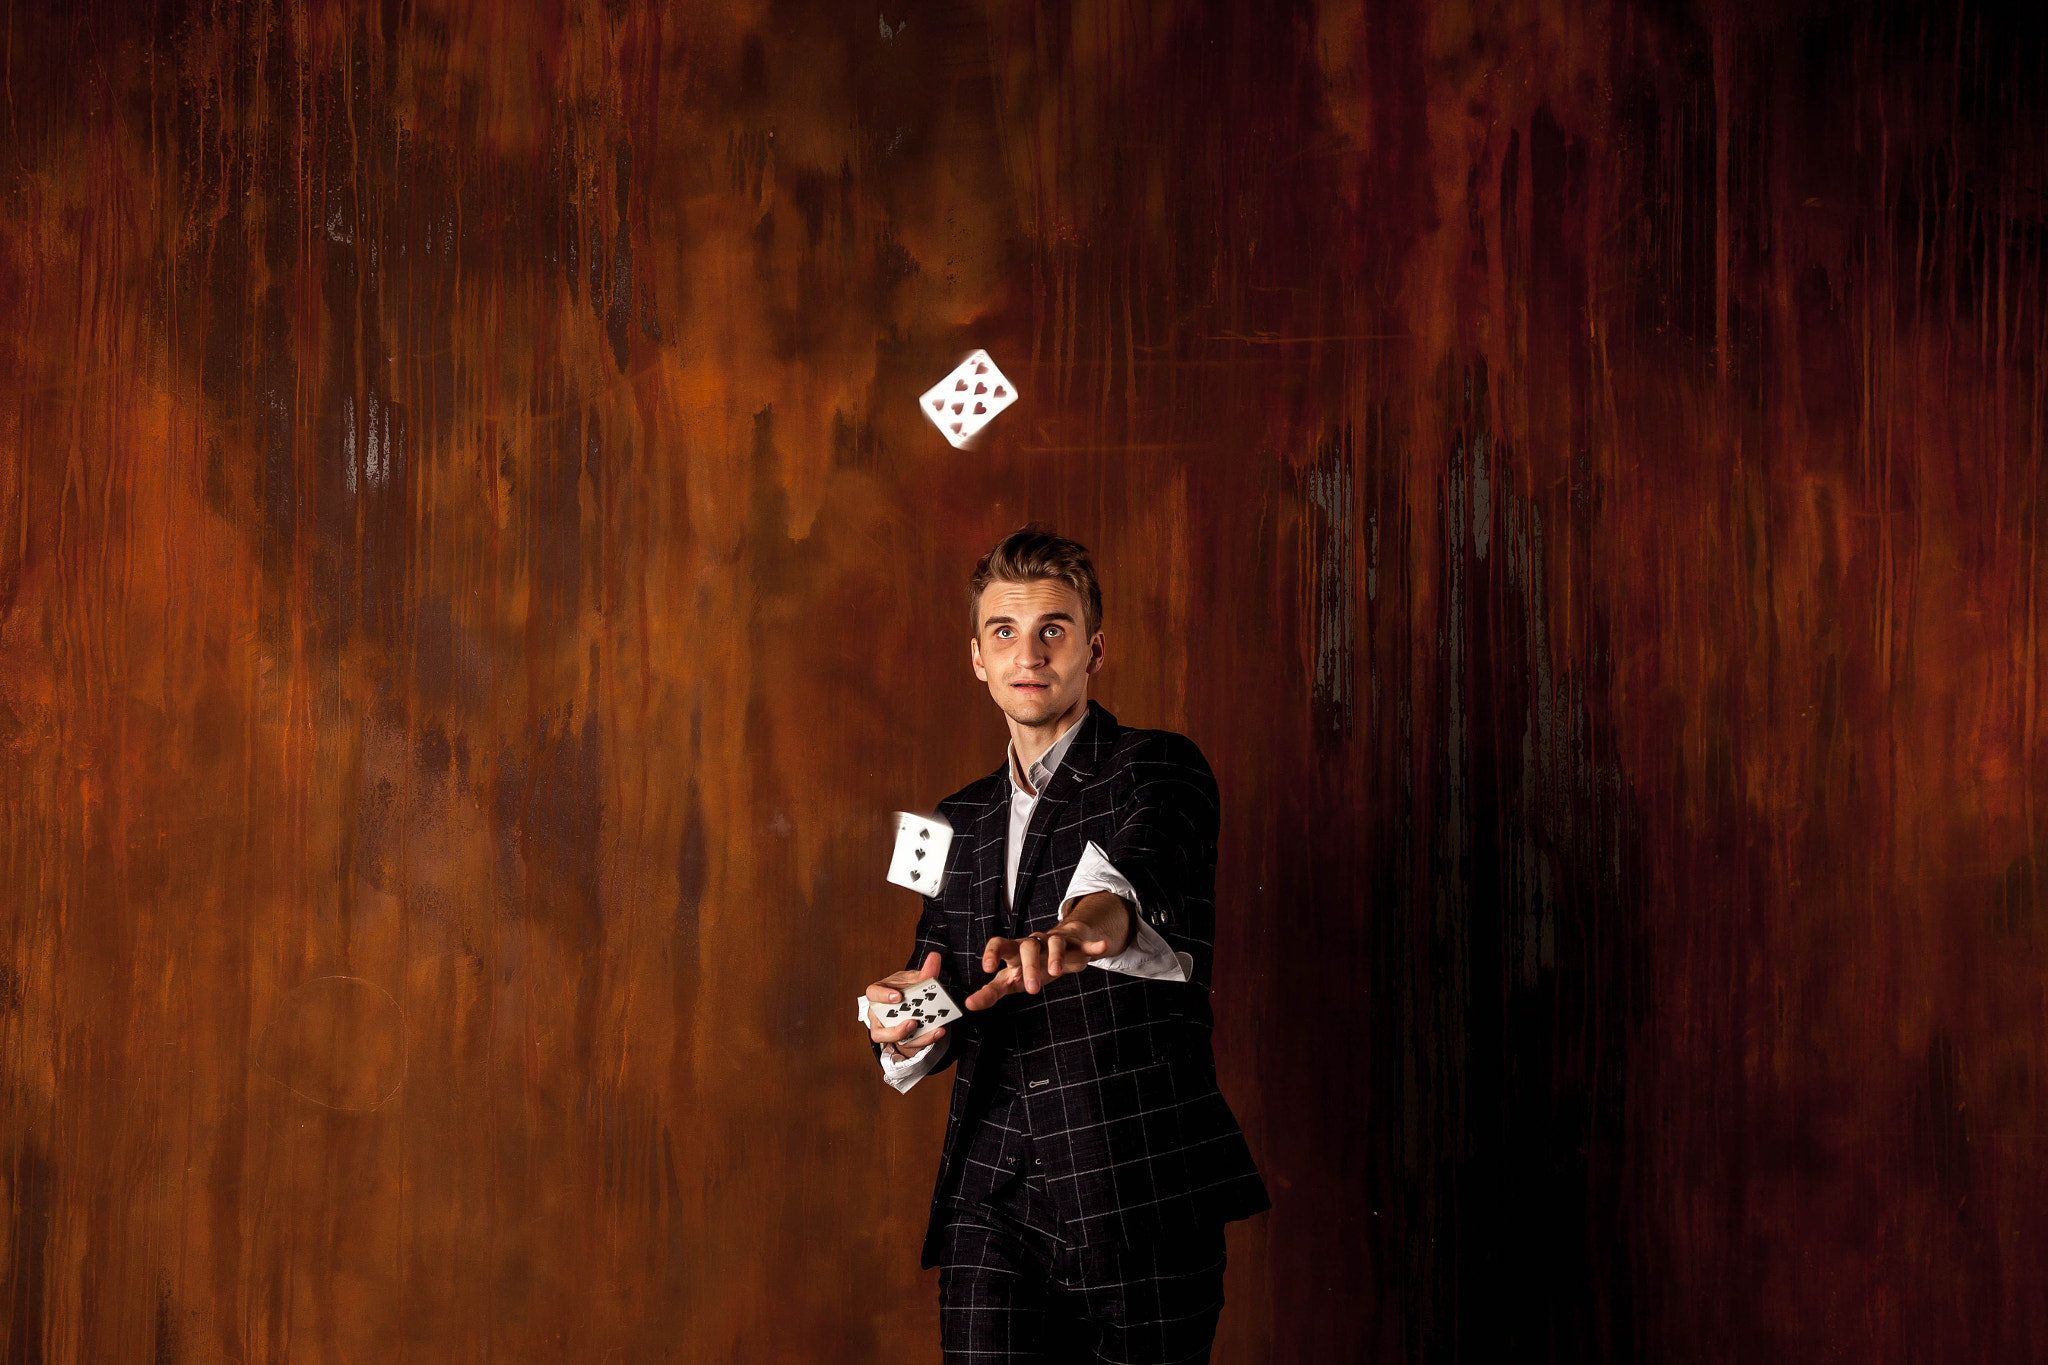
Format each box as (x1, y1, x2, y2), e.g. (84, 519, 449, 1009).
(1061, 844, 1191, 981)
(1103, 733, 1221, 965)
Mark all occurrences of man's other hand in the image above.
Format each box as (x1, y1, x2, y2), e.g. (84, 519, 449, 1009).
(965, 891, 1133, 1010)
(866, 951, 949, 1057)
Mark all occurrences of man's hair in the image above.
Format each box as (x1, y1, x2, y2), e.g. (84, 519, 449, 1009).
(968, 524, 1104, 637)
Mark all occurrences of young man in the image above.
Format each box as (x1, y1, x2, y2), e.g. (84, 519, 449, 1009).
(859, 526, 1268, 1364)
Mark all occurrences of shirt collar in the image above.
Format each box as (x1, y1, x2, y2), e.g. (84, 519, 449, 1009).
(1007, 707, 1088, 799)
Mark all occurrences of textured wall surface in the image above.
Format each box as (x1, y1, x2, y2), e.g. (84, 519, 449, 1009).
(2, 1, 2045, 1360)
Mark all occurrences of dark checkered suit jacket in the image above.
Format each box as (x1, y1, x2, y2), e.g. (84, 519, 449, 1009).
(899, 701, 1269, 1264)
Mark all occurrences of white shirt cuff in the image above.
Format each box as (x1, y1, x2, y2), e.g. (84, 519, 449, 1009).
(856, 995, 950, 1092)
(1060, 842, 1192, 982)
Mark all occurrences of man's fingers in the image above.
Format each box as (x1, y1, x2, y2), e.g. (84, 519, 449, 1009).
(869, 1015, 916, 1044)
(892, 1025, 944, 1056)
(1024, 935, 1050, 994)
(868, 954, 946, 1005)
(869, 980, 916, 1004)
(1043, 933, 1106, 975)
(867, 968, 922, 1004)
(872, 1013, 948, 1052)
(969, 926, 1111, 1002)
(981, 936, 1018, 974)
(974, 930, 1114, 987)
(1043, 925, 1112, 977)
(965, 965, 1021, 1011)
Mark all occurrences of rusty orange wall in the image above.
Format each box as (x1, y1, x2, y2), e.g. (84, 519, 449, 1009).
(2, 1, 2045, 1360)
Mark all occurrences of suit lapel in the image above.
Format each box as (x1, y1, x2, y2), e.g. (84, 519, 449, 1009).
(1008, 702, 1120, 928)
(971, 778, 1010, 952)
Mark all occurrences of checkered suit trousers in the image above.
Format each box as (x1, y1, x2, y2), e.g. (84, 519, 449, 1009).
(936, 1076, 1228, 1364)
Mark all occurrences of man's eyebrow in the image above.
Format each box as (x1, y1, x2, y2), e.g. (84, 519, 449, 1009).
(982, 611, 1075, 629)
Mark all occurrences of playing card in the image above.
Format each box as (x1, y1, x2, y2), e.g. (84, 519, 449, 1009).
(887, 811, 954, 897)
(877, 975, 962, 1046)
(918, 350, 1017, 449)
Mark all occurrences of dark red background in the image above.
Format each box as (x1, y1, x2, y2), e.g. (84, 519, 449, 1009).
(1, 1, 2043, 1359)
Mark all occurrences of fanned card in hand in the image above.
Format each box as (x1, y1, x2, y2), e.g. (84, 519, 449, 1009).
(878, 976, 961, 1047)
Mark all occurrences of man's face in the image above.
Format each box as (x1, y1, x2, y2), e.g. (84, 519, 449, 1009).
(970, 579, 1104, 729)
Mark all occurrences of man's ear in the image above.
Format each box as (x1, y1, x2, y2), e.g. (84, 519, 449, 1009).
(1085, 631, 1106, 676)
(970, 634, 989, 683)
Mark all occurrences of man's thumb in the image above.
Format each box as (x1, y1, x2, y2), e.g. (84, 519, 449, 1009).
(920, 951, 943, 979)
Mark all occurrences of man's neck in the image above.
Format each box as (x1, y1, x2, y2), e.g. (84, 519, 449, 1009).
(1007, 697, 1088, 794)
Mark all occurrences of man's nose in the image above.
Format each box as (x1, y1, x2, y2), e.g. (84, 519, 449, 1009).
(1018, 636, 1049, 666)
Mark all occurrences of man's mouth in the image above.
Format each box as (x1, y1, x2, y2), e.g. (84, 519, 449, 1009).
(1011, 679, 1050, 691)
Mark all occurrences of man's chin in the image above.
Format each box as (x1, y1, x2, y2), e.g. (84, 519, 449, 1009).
(1000, 688, 1069, 724)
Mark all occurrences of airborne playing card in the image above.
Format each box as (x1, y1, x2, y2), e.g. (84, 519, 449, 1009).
(887, 811, 954, 897)
(878, 975, 962, 1047)
(918, 350, 1017, 449)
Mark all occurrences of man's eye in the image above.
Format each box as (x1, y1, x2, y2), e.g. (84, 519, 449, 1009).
(996, 626, 1014, 638)
(1043, 625, 1063, 638)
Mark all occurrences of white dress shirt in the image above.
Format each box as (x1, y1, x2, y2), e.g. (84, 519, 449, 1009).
(860, 714, 1191, 1092)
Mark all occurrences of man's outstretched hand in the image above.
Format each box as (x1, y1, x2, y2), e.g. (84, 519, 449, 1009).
(965, 891, 1133, 1011)
(865, 951, 950, 1058)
